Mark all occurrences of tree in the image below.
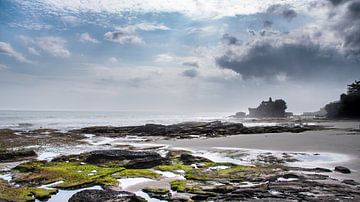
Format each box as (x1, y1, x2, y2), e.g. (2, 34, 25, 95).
(347, 80, 360, 95)
(325, 80, 360, 119)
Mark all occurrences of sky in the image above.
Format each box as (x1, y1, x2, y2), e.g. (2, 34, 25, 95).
(0, 0, 359, 114)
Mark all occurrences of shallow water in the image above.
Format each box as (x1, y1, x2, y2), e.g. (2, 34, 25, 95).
(0, 110, 231, 131)
(45, 186, 102, 202)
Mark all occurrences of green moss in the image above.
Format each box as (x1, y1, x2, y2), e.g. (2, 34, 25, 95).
(218, 165, 252, 174)
(0, 180, 57, 202)
(14, 161, 46, 172)
(185, 165, 253, 181)
(113, 169, 160, 179)
(96, 175, 119, 187)
(201, 162, 236, 167)
(14, 161, 124, 189)
(156, 164, 193, 172)
(143, 187, 170, 195)
(170, 180, 203, 194)
(30, 188, 58, 200)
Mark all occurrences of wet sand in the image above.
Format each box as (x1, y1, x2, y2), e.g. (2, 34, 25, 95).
(156, 122, 360, 180)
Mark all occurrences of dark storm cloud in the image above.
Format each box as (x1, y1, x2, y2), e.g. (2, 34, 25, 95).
(328, 0, 350, 5)
(263, 20, 273, 28)
(327, 0, 360, 57)
(182, 62, 199, 68)
(266, 4, 297, 21)
(216, 40, 359, 80)
(104, 31, 142, 44)
(181, 69, 198, 78)
(222, 34, 240, 45)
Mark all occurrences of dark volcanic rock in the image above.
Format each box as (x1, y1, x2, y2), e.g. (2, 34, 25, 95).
(312, 167, 332, 173)
(84, 150, 164, 169)
(0, 149, 37, 162)
(72, 121, 321, 139)
(335, 166, 351, 174)
(69, 189, 145, 202)
(342, 179, 360, 186)
(180, 153, 212, 165)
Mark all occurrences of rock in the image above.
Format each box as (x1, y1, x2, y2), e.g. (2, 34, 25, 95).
(179, 153, 212, 165)
(342, 179, 360, 186)
(69, 189, 145, 202)
(313, 167, 332, 173)
(125, 156, 165, 169)
(0, 149, 37, 162)
(335, 166, 351, 174)
(142, 188, 170, 200)
(282, 173, 299, 179)
(84, 150, 164, 169)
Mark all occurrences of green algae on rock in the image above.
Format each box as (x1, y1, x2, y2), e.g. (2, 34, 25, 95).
(113, 169, 161, 179)
(13, 161, 125, 189)
(0, 179, 57, 202)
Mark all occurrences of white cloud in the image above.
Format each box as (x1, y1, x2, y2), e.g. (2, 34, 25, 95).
(0, 63, 9, 70)
(20, 36, 70, 58)
(9, 22, 52, 30)
(109, 57, 118, 63)
(0, 41, 32, 63)
(36, 37, 70, 57)
(28, 47, 40, 56)
(79, 33, 99, 43)
(60, 15, 80, 25)
(116, 22, 170, 33)
(15, 0, 311, 19)
(154, 54, 175, 63)
(104, 31, 143, 44)
(186, 25, 221, 35)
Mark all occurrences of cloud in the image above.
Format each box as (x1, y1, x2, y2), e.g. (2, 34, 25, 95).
(0, 64, 9, 70)
(104, 31, 143, 44)
(19, 36, 71, 58)
(182, 62, 199, 68)
(328, 0, 360, 57)
(8, 22, 52, 30)
(36, 37, 70, 57)
(14, 0, 310, 19)
(155, 54, 175, 63)
(266, 4, 297, 21)
(109, 57, 118, 63)
(0, 41, 32, 63)
(79, 33, 99, 43)
(28, 47, 40, 56)
(216, 39, 359, 80)
(181, 68, 198, 78)
(186, 26, 219, 35)
(116, 22, 170, 32)
(60, 15, 80, 25)
(222, 34, 241, 45)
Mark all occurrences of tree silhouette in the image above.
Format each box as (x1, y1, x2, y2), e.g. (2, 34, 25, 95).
(325, 80, 360, 119)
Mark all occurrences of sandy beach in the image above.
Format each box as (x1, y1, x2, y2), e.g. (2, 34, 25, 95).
(156, 121, 360, 180)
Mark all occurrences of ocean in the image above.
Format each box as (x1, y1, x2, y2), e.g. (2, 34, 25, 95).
(0, 110, 233, 131)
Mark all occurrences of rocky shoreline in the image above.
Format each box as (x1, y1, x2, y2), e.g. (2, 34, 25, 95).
(0, 121, 359, 201)
(0, 148, 359, 201)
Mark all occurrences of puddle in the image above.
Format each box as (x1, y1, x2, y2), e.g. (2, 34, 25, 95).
(39, 181, 64, 189)
(135, 191, 167, 202)
(0, 173, 13, 182)
(45, 186, 102, 202)
(118, 178, 155, 190)
(155, 170, 185, 179)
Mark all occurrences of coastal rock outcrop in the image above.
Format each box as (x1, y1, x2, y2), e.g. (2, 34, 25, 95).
(69, 189, 145, 202)
(84, 150, 165, 169)
(0, 149, 37, 162)
(71, 121, 321, 139)
(335, 166, 351, 174)
(180, 153, 212, 165)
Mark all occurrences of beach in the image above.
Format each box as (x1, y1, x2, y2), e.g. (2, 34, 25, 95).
(0, 115, 359, 201)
